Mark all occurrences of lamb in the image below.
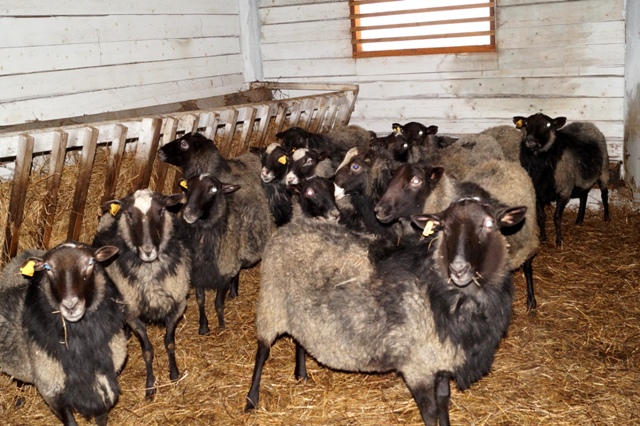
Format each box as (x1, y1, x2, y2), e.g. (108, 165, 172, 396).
(276, 124, 372, 155)
(181, 173, 271, 334)
(333, 146, 402, 240)
(249, 143, 292, 226)
(0, 242, 126, 426)
(513, 113, 610, 247)
(375, 160, 540, 310)
(93, 189, 190, 399)
(245, 198, 526, 426)
(285, 148, 334, 185)
(158, 132, 275, 298)
(392, 122, 459, 149)
(288, 176, 342, 222)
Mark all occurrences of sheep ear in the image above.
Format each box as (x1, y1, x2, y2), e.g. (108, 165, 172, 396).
(363, 153, 373, 166)
(411, 214, 443, 236)
(513, 116, 526, 129)
(317, 150, 330, 162)
(101, 200, 122, 216)
(426, 125, 439, 135)
(94, 245, 120, 262)
(21, 257, 44, 276)
(249, 147, 264, 158)
(164, 193, 184, 207)
(553, 117, 567, 130)
(287, 184, 300, 196)
(428, 167, 445, 183)
(222, 183, 241, 194)
(497, 206, 527, 228)
(392, 123, 403, 133)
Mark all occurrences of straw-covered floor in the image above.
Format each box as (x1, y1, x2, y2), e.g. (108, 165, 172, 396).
(1, 152, 639, 424)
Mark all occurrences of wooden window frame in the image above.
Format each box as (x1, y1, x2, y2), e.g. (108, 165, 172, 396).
(350, 1, 496, 58)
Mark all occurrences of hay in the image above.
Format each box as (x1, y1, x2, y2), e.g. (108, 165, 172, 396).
(1, 202, 638, 425)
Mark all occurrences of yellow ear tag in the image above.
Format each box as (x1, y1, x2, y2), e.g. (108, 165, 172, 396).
(515, 119, 523, 129)
(422, 220, 435, 238)
(180, 180, 188, 189)
(278, 155, 287, 165)
(109, 203, 121, 216)
(20, 260, 35, 277)
(393, 126, 401, 134)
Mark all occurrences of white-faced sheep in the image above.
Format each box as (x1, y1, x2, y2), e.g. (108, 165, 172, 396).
(513, 113, 610, 247)
(181, 173, 271, 334)
(93, 189, 190, 399)
(158, 132, 275, 298)
(0, 243, 126, 426)
(249, 143, 293, 227)
(245, 198, 525, 426)
(375, 160, 540, 310)
(285, 148, 335, 186)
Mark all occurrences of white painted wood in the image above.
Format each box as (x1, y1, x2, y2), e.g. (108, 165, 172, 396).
(261, 19, 349, 44)
(497, 21, 625, 48)
(499, 44, 625, 70)
(0, 15, 240, 48)
(0, 37, 240, 76)
(259, 0, 343, 7)
(353, 53, 500, 76)
(498, 0, 624, 28)
(0, 0, 239, 15)
(264, 58, 357, 78)
(239, 0, 265, 81)
(259, 2, 349, 25)
(261, 40, 352, 61)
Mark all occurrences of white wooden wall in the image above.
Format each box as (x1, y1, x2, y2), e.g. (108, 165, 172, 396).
(258, 0, 626, 161)
(0, 0, 245, 127)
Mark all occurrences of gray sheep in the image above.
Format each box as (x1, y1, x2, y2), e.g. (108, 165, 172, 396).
(514, 113, 610, 247)
(480, 125, 523, 162)
(245, 198, 525, 426)
(0, 242, 126, 426)
(375, 159, 540, 310)
(93, 189, 190, 399)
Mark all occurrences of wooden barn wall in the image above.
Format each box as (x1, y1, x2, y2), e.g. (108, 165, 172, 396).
(0, 0, 245, 128)
(258, 0, 626, 161)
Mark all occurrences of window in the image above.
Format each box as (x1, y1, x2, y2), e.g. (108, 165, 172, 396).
(350, 0, 495, 58)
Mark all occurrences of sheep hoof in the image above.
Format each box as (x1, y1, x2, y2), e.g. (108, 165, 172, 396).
(145, 388, 156, 401)
(14, 396, 25, 408)
(198, 325, 210, 335)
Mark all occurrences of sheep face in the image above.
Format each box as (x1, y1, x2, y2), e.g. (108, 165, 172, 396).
(182, 174, 240, 225)
(413, 199, 526, 288)
(334, 150, 372, 195)
(285, 148, 329, 186)
(157, 132, 212, 167)
(276, 127, 311, 152)
(24, 243, 119, 322)
(513, 113, 567, 154)
(292, 177, 340, 221)
(251, 143, 290, 184)
(375, 163, 444, 223)
(108, 189, 183, 262)
(392, 122, 438, 144)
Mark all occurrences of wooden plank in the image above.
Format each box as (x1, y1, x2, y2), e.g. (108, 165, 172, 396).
(1, 0, 239, 15)
(0, 15, 240, 49)
(239, 107, 257, 151)
(308, 95, 330, 133)
(2, 135, 34, 262)
(260, 3, 349, 25)
(259, 0, 344, 7)
(274, 103, 289, 134)
(323, 96, 341, 132)
(499, 43, 625, 70)
(255, 105, 273, 147)
(182, 114, 199, 134)
(261, 40, 352, 61)
(3, 55, 244, 103)
(203, 112, 220, 140)
(0, 74, 245, 127)
(261, 20, 349, 44)
(497, 21, 624, 50)
(498, 0, 624, 28)
(154, 118, 178, 195)
(67, 127, 99, 242)
(264, 58, 357, 79)
(288, 101, 303, 128)
(38, 131, 68, 249)
(101, 125, 128, 203)
(0, 37, 241, 77)
(353, 52, 498, 76)
(132, 118, 162, 190)
(221, 109, 240, 157)
(298, 99, 314, 130)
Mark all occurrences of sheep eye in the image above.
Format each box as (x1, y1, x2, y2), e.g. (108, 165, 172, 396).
(351, 163, 360, 171)
(403, 143, 409, 148)
(305, 188, 315, 197)
(210, 187, 218, 194)
(485, 218, 494, 228)
(546, 123, 551, 128)
(180, 140, 189, 150)
(88, 258, 95, 266)
(410, 177, 422, 187)
(418, 130, 424, 136)
(44, 263, 52, 271)
(304, 158, 314, 167)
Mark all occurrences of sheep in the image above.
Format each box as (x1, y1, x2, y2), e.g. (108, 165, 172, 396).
(288, 176, 342, 222)
(333, 146, 402, 240)
(375, 160, 540, 310)
(249, 143, 292, 226)
(158, 132, 275, 298)
(245, 197, 526, 426)
(284, 148, 334, 185)
(513, 113, 610, 247)
(181, 173, 271, 334)
(479, 125, 523, 162)
(276, 124, 372, 155)
(92, 189, 190, 399)
(0, 242, 126, 426)
(392, 122, 459, 149)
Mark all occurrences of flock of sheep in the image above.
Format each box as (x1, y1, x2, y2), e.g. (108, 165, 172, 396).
(0, 112, 610, 426)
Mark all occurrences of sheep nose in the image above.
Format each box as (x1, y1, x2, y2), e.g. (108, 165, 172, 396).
(62, 296, 80, 311)
(329, 209, 340, 221)
(374, 204, 392, 222)
(449, 260, 471, 280)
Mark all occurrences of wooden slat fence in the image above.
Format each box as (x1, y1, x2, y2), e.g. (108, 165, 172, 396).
(0, 82, 359, 264)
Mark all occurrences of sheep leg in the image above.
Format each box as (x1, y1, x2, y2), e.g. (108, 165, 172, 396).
(523, 255, 537, 310)
(127, 317, 156, 399)
(407, 381, 438, 426)
(94, 413, 108, 426)
(435, 372, 451, 426)
(576, 191, 588, 224)
(165, 299, 186, 381)
(553, 196, 570, 247)
(195, 285, 210, 335)
(536, 199, 547, 242)
(49, 396, 78, 426)
(294, 341, 308, 381)
(215, 280, 231, 329)
(245, 339, 272, 412)
(600, 183, 610, 221)
(229, 273, 240, 299)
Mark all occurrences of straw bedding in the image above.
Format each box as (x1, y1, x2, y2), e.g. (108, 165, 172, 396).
(1, 151, 639, 425)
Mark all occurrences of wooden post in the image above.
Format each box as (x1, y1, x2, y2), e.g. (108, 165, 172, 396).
(153, 118, 177, 194)
(101, 124, 127, 203)
(255, 104, 272, 148)
(132, 118, 162, 190)
(2, 135, 34, 262)
(38, 131, 68, 249)
(239, 107, 257, 152)
(67, 127, 98, 242)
